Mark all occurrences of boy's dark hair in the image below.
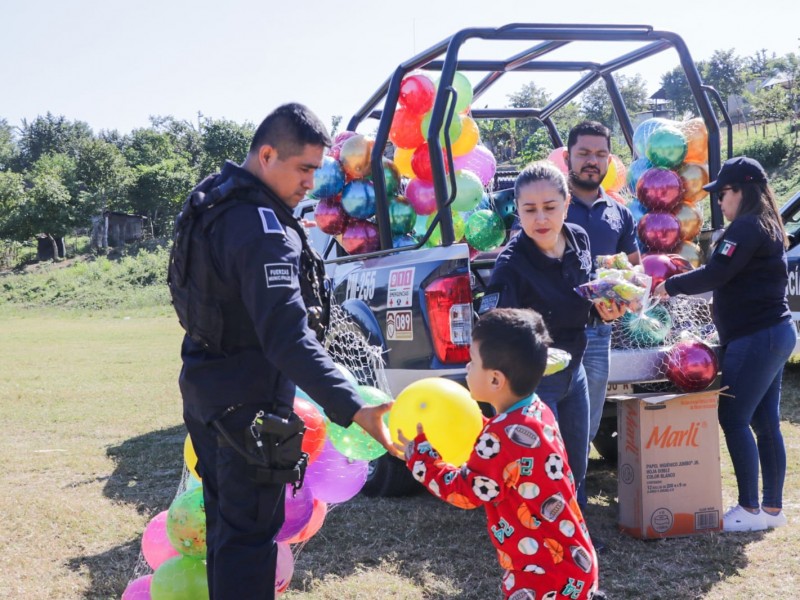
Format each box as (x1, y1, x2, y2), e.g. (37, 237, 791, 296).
(567, 120, 611, 152)
(472, 308, 552, 397)
(250, 103, 332, 158)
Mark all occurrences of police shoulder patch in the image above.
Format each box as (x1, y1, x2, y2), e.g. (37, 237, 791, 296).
(258, 207, 284, 235)
(717, 239, 737, 258)
(479, 292, 500, 314)
(264, 263, 293, 288)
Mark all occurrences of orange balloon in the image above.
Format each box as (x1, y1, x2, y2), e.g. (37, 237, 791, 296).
(676, 240, 703, 268)
(678, 162, 709, 204)
(672, 202, 704, 240)
(679, 118, 708, 164)
(339, 135, 374, 180)
(393, 147, 415, 179)
(283, 498, 327, 544)
(451, 115, 480, 157)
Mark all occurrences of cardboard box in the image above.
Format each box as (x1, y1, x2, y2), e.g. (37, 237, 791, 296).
(613, 389, 723, 539)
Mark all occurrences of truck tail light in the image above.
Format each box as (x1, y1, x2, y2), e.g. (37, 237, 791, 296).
(425, 274, 472, 364)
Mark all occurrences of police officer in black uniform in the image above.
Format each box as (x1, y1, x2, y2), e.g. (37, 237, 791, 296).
(169, 103, 396, 599)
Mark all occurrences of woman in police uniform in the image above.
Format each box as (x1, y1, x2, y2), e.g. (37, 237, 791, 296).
(655, 156, 795, 532)
(482, 161, 623, 505)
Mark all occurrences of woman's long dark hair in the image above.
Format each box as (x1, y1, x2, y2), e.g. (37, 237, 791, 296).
(731, 180, 789, 248)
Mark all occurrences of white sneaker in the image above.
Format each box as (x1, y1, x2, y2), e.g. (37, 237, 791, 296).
(723, 505, 767, 532)
(761, 509, 788, 528)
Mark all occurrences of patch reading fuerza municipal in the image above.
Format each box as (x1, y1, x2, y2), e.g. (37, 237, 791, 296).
(258, 207, 284, 235)
(264, 263, 293, 288)
(717, 239, 737, 258)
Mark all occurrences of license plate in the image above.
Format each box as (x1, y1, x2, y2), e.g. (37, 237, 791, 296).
(606, 383, 633, 395)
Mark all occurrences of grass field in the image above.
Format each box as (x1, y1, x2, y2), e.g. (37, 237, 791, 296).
(0, 309, 798, 599)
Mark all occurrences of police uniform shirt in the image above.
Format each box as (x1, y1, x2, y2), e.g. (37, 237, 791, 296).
(482, 223, 593, 367)
(566, 187, 638, 264)
(664, 214, 791, 345)
(179, 164, 363, 426)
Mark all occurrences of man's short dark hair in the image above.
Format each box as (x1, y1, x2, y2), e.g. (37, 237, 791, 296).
(567, 120, 611, 152)
(250, 103, 332, 158)
(472, 308, 552, 397)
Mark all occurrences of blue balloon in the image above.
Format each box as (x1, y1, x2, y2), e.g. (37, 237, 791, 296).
(341, 180, 376, 219)
(312, 156, 345, 199)
(627, 198, 648, 224)
(625, 158, 653, 197)
(392, 234, 417, 248)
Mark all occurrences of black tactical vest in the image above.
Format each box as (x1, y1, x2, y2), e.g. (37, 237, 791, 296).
(168, 169, 330, 355)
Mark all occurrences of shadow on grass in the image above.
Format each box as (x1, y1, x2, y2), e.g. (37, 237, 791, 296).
(67, 425, 185, 599)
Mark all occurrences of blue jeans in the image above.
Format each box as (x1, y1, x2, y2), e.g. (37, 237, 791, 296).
(535, 363, 590, 504)
(583, 323, 612, 443)
(718, 319, 796, 510)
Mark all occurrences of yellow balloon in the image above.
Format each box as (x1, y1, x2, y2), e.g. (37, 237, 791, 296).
(600, 156, 617, 191)
(673, 201, 704, 241)
(676, 241, 703, 268)
(183, 433, 201, 481)
(601, 155, 626, 193)
(451, 115, 480, 157)
(389, 377, 483, 466)
(393, 147, 415, 179)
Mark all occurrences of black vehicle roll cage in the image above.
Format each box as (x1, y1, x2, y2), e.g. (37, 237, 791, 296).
(339, 23, 732, 257)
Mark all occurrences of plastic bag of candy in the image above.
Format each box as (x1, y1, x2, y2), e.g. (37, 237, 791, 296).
(575, 270, 652, 313)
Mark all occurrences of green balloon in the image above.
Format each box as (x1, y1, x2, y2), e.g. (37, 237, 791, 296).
(452, 170, 484, 212)
(166, 487, 206, 558)
(645, 126, 687, 169)
(424, 210, 466, 247)
(367, 159, 400, 197)
(420, 109, 463, 146)
(326, 385, 391, 460)
(621, 304, 672, 347)
(150, 556, 209, 600)
(465, 209, 507, 251)
(437, 71, 474, 114)
(389, 196, 417, 235)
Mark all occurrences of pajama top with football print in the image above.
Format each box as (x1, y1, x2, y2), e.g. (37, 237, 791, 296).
(405, 394, 599, 600)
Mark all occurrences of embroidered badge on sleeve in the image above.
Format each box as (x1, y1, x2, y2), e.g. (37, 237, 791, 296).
(717, 240, 737, 257)
(258, 207, 284, 235)
(264, 263, 293, 288)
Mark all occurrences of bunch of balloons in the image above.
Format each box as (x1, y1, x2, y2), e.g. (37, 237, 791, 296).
(122, 364, 383, 599)
(390, 71, 505, 252)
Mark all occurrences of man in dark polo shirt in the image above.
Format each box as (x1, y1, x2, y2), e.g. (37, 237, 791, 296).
(564, 121, 640, 515)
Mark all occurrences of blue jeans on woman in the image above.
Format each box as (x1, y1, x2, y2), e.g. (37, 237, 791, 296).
(535, 363, 590, 505)
(718, 319, 796, 510)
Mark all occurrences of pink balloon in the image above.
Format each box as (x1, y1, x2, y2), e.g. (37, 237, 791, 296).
(141, 511, 180, 570)
(664, 340, 718, 393)
(314, 196, 348, 235)
(122, 574, 152, 600)
(636, 167, 684, 212)
(453, 145, 496, 186)
(638, 212, 682, 253)
(405, 178, 438, 215)
(329, 131, 358, 161)
(546, 146, 569, 175)
(277, 484, 314, 542)
(305, 439, 369, 503)
(341, 219, 380, 254)
(275, 542, 294, 594)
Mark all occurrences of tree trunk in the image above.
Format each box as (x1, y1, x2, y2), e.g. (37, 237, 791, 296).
(46, 233, 61, 263)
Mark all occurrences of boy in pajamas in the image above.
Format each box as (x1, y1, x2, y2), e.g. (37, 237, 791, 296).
(397, 308, 600, 599)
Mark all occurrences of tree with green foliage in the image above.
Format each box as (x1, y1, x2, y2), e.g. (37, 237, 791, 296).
(198, 117, 254, 175)
(0, 119, 16, 171)
(746, 85, 791, 135)
(127, 157, 196, 236)
(150, 115, 203, 169)
(74, 138, 133, 213)
(16, 113, 93, 171)
(659, 65, 699, 119)
(704, 49, 746, 114)
(580, 74, 648, 128)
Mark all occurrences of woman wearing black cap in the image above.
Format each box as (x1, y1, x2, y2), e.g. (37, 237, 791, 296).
(654, 156, 795, 532)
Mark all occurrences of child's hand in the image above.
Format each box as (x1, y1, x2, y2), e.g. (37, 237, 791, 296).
(394, 424, 424, 461)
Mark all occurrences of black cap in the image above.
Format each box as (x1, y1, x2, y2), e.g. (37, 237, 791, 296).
(703, 156, 767, 192)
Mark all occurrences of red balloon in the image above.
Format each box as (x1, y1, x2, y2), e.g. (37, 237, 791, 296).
(313, 196, 348, 235)
(411, 142, 448, 182)
(637, 167, 684, 212)
(294, 397, 326, 464)
(664, 340, 718, 392)
(641, 253, 680, 291)
(389, 107, 425, 149)
(399, 73, 436, 115)
(638, 212, 682, 252)
(341, 219, 380, 254)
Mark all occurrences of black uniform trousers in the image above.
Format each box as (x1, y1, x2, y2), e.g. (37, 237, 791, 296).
(184, 401, 286, 600)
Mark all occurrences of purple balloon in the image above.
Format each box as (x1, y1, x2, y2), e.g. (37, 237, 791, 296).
(453, 145, 497, 186)
(405, 178, 438, 216)
(305, 440, 369, 504)
(122, 574, 152, 600)
(314, 196, 348, 235)
(637, 212, 682, 252)
(341, 219, 380, 254)
(277, 483, 314, 542)
(636, 167, 683, 212)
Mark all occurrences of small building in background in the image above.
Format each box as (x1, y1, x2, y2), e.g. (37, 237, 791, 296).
(91, 211, 148, 250)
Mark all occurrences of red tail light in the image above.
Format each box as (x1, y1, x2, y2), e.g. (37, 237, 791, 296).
(425, 274, 472, 363)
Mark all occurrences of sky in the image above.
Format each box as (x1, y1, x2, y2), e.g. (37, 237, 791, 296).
(2, 0, 798, 137)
